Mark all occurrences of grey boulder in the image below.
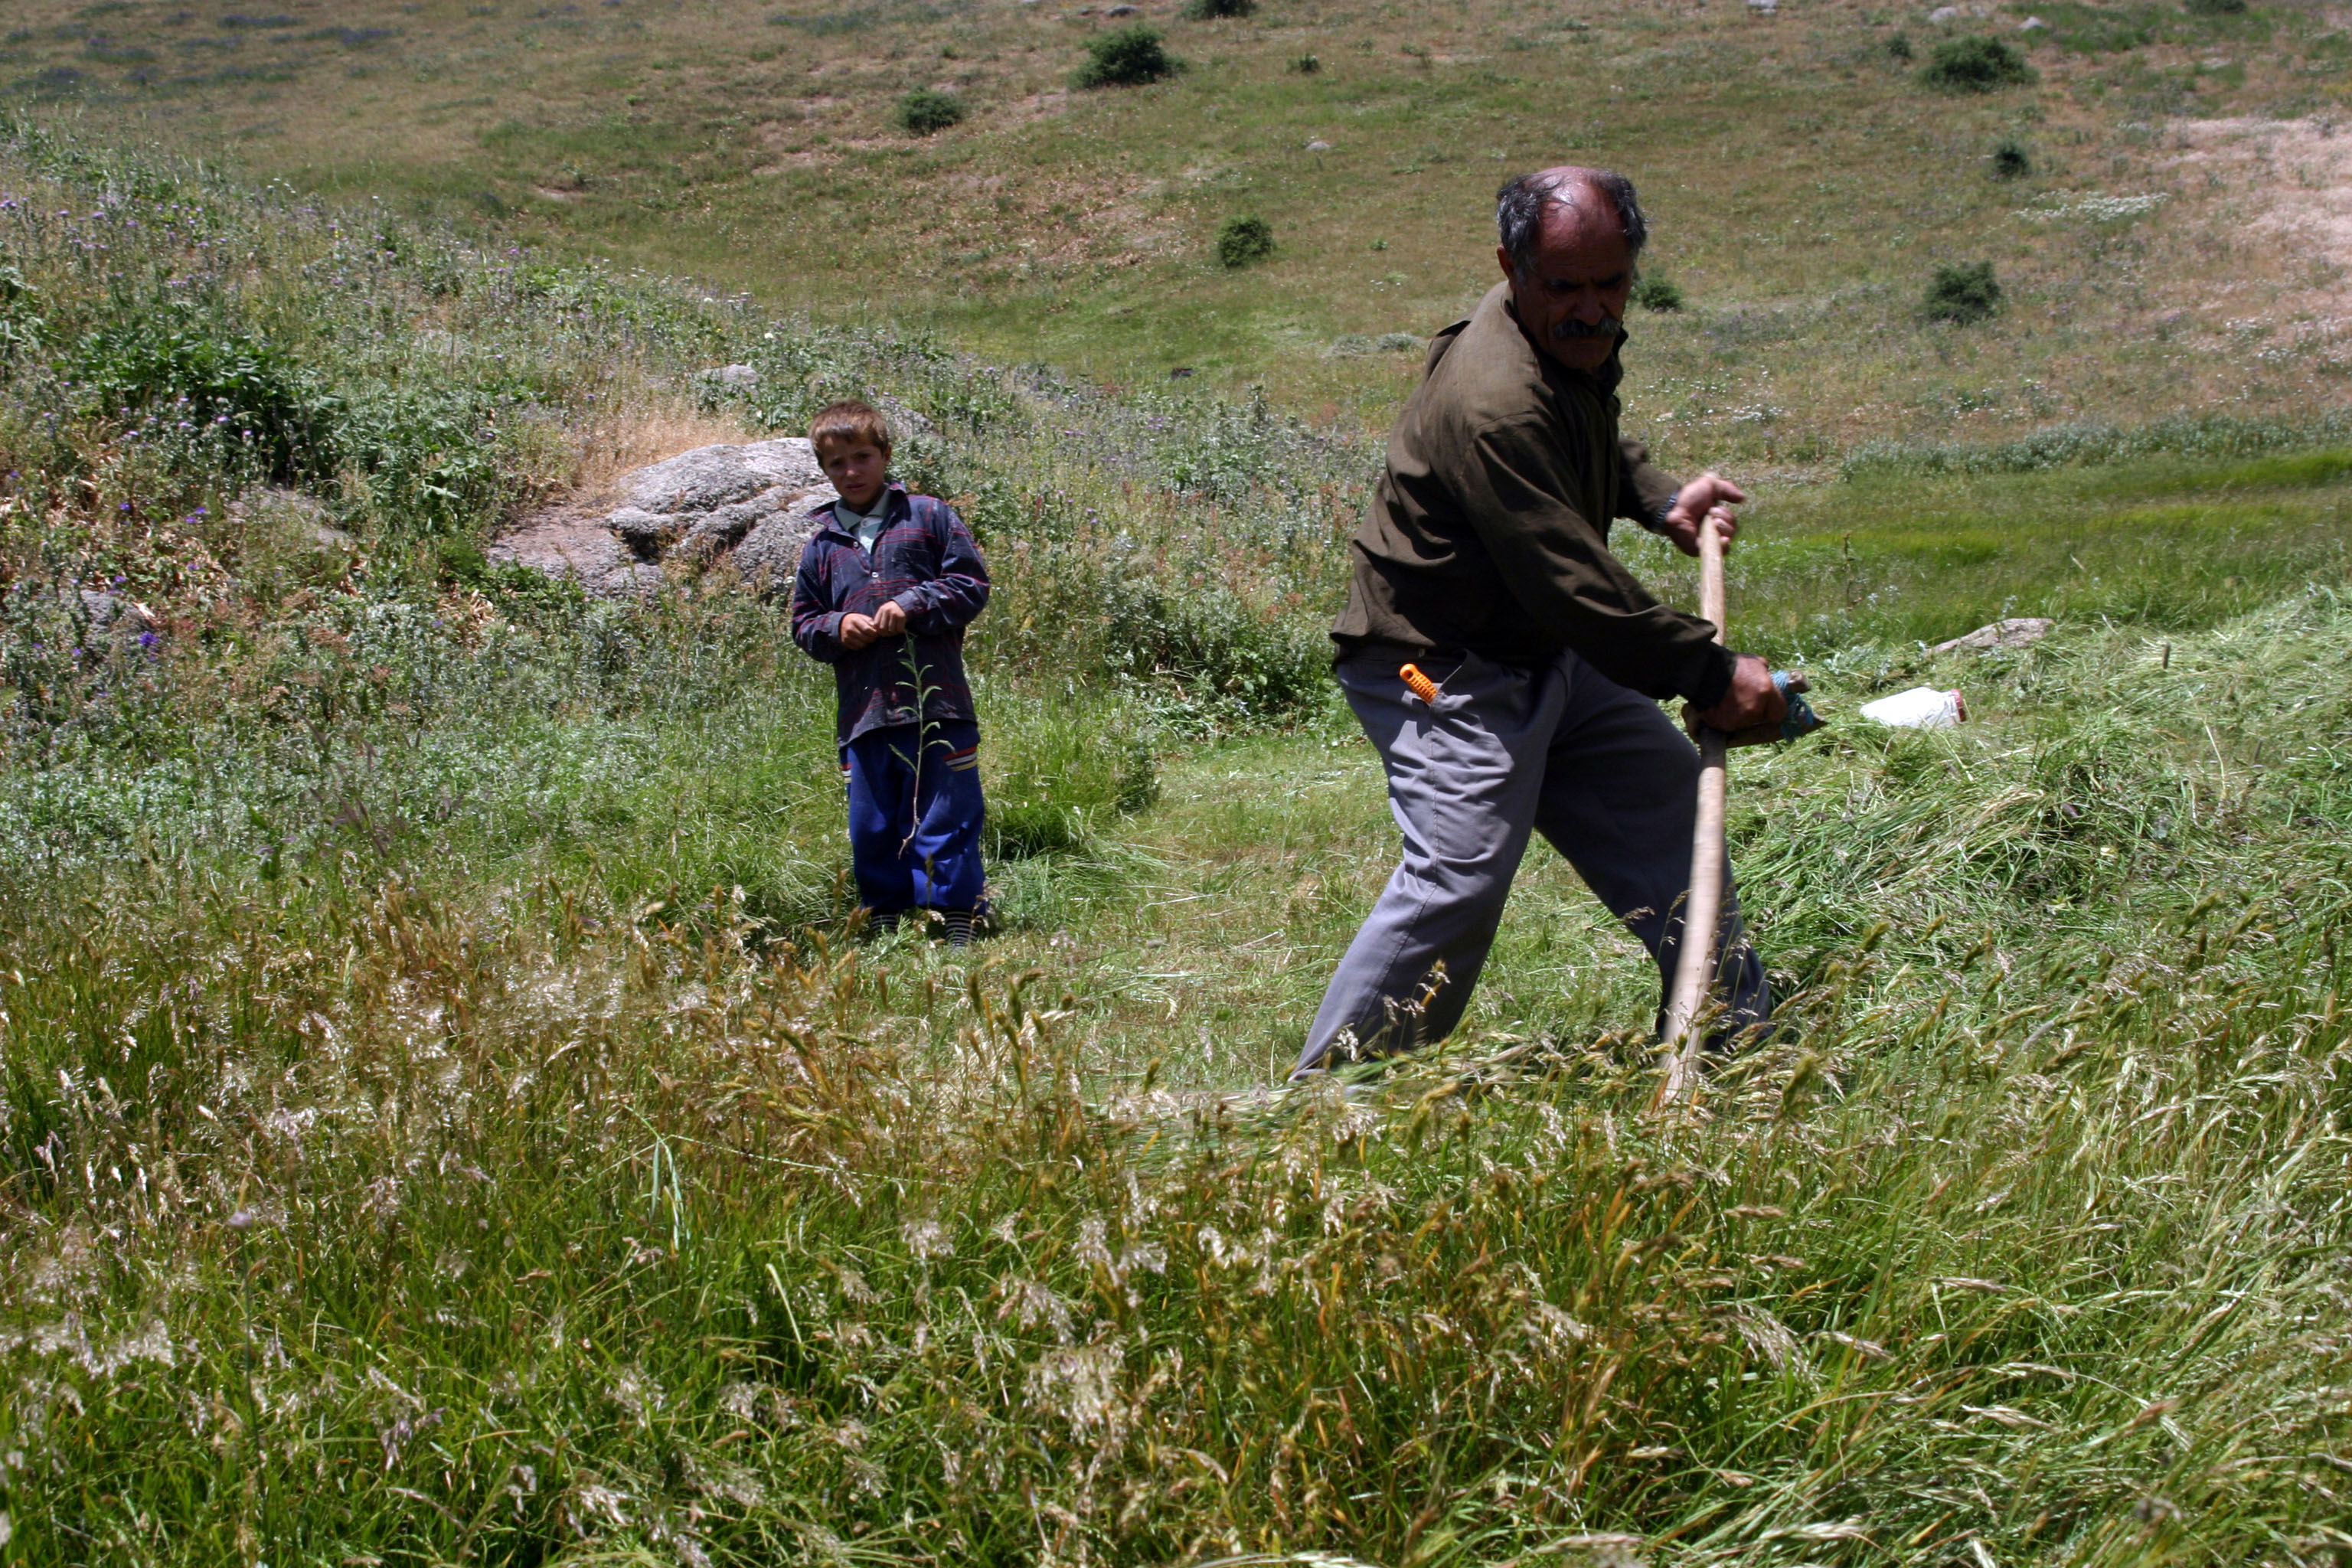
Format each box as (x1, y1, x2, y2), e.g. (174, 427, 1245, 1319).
(493, 436, 838, 597)
(730, 490, 845, 595)
(616, 438, 830, 554)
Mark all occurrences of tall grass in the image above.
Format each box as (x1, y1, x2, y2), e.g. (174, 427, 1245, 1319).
(5, 594, 2352, 1564)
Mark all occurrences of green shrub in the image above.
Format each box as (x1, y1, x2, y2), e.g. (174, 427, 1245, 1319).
(893, 86, 965, 135)
(1184, 0, 1254, 16)
(1919, 34, 2036, 90)
(1632, 273, 1686, 312)
(1290, 52, 1320, 71)
(69, 310, 338, 485)
(1923, 261, 2003, 325)
(337, 382, 518, 538)
(2185, 0, 2246, 13)
(1073, 24, 1179, 87)
(1215, 214, 1276, 269)
(433, 534, 489, 585)
(1991, 136, 2032, 178)
(1886, 31, 1913, 59)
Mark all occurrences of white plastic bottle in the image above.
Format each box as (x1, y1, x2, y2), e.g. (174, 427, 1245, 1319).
(1859, 686, 1967, 730)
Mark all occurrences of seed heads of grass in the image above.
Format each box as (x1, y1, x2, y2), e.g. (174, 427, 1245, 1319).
(1072, 24, 1179, 88)
(894, 86, 965, 136)
(1924, 260, 2003, 324)
(1215, 214, 1276, 269)
(1920, 33, 2037, 91)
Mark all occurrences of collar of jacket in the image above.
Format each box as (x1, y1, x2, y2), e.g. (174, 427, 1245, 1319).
(1501, 289, 1628, 398)
(812, 479, 910, 543)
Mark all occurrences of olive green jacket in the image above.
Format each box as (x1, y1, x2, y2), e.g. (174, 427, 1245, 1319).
(1331, 282, 1736, 707)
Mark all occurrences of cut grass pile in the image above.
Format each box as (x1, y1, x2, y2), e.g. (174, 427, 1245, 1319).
(3, 132, 2352, 1566)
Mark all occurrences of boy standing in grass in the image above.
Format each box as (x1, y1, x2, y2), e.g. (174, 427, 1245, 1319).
(790, 401, 992, 945)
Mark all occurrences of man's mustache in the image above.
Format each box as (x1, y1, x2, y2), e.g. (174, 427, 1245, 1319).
(1550, 314, 1625, 341)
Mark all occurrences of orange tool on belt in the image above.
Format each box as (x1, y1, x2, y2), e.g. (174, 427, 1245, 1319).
(1400, 663, 1441, 704)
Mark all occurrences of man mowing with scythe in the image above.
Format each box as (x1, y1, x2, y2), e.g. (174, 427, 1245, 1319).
(1295, 167, 1788, 1076)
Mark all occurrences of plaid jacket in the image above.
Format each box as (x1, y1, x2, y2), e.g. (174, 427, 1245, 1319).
(789, 482, 991, 746)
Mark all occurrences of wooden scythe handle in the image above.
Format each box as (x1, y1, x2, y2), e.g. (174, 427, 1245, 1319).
(1656, 514, 1730, 1107)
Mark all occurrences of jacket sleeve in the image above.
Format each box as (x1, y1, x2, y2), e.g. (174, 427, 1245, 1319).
(895, 501, 991, 634)
(790, 541, 845, 664)
(1461, 416, 1734, 706)
(1616, 436, 1683, 531)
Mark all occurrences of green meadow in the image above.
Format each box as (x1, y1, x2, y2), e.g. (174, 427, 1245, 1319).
(1, 121, 2351, 1563)
(1, 0, 2351, 1555)
(2, 0, 2348, 438)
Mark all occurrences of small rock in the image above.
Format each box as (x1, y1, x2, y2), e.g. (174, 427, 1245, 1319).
(2018, 14, 2047, 28)
(1105, 3, 1137, 14)
(231, 484, 350, 552)
(1931, 617, 2053, 655)
(1305, 139, 1331, 151)
(1747, 0, 1778, 14)
(873, 397, 936, 440)
(701, 363, 761, 388)
(1927, 5, 1958, 20)
(76, 589, 160, 642)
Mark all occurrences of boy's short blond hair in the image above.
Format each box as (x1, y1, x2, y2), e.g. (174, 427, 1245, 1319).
(809, 400, 894, 456)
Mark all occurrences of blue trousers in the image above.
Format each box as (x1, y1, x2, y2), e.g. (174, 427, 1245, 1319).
(1297, 649, 1769, 1074)
(844, 720, 986, 915)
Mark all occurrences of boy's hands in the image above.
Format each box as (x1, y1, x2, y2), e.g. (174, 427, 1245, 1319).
(837, 601, 906, 650)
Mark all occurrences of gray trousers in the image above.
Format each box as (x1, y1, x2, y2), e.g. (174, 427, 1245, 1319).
(1297, 648, 1769, 1074)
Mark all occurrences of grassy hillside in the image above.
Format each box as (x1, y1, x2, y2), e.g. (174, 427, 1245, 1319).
(4, 126, 2352, 1565)
(2, 0, 2349, 450)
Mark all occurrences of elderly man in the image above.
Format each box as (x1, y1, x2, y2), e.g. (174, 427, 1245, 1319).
(1295, 166, 1786, 1076)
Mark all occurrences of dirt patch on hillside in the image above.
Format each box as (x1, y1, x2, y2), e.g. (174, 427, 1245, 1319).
(2165, 116, 2352, 309)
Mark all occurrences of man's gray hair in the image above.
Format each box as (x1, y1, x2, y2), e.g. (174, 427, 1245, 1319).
(1496, 168, 1648, 276)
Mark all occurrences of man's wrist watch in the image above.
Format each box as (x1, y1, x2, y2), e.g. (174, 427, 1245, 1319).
(1650, 487, 1681, 533)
